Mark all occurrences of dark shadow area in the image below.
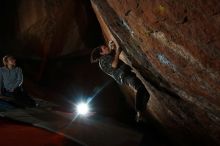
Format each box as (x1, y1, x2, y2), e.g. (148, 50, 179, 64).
(0, 0, 19, 56)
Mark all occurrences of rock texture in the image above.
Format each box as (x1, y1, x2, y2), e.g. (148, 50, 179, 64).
(17, 0, 89, 58)
(0, 0, 103, 80)
(1, 0, 101, 59)
(91, 0, 220, 145)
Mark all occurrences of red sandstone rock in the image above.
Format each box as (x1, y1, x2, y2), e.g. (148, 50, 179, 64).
(14, 0, 92, 58)
(91, 0, 220, 145)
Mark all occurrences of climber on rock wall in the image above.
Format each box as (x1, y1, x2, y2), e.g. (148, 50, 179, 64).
(91, 40, 150, 122)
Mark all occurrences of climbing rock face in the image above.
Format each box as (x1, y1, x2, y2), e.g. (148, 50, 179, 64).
(11, 0, 95, 58)
(91, 0, 220, 145)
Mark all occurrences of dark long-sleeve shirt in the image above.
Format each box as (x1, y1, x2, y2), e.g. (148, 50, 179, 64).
(0, 66, 23, 92)
(99, 55, 130, 85)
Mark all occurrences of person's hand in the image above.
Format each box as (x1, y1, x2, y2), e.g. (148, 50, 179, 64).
(108, 40, 116, 50)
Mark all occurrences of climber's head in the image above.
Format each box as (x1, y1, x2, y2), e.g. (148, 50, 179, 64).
(100, 45, 111, 55)
(90, 45, 112, 63)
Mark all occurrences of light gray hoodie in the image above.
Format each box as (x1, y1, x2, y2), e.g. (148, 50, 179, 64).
(0, 66, 23, 92)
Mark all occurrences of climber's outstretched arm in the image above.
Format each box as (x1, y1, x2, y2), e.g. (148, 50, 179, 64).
(109, 41, 122, 68)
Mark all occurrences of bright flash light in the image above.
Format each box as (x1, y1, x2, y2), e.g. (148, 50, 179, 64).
(76, 102, 89, 116)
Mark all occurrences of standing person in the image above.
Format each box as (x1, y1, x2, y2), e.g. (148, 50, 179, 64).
(0, 55, 36, 107)
(91, 41, 150, 122)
